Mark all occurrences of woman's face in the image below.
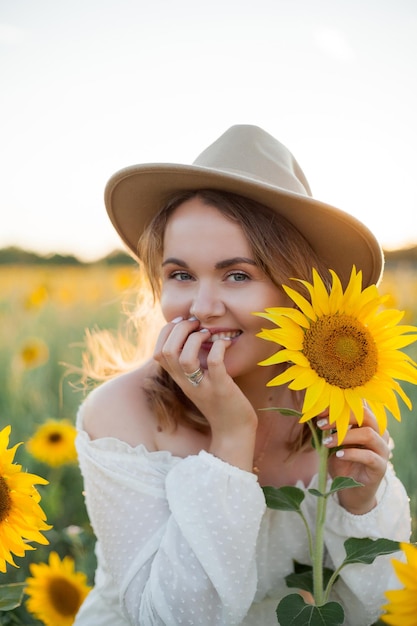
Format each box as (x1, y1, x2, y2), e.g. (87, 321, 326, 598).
(159, 197, 289, 379)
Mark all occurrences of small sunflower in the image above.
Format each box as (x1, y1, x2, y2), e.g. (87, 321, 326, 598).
(256, 267, 417, 443)
(16, 337, 49, 370)
(25, 551, 91, 626)
(381, 542, 417, 625)
(26, 420, 77, 467)
(0, 425, 51, 573)
(113, 266, 137, 291)
(24, 284, 49, 310)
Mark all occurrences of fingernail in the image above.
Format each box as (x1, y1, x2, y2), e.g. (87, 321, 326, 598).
(188, 315, 198, 321)
(317, 418, 328, 428)
(336, 450, 345, 458)
(199, 328, 209, 333)
(171, 316, 183, 324)
(322, 436, 333, 445)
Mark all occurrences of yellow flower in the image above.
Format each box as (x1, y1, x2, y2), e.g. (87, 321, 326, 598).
(27, 420, 78, 467)
(256, 267, 417, 443)
(24, 284, 49, 310)
(25, 551, 91, 626)
(0, 425, 51, 573)
(381, 542, 417, 625)
(17, 337, 49, 370)
(113, 266, 137, 291)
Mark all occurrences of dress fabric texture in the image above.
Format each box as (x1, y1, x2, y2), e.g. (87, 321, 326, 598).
(74, 404, 411, 626)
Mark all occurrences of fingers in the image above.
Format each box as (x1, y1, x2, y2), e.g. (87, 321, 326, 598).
(316, 404, 390, 460)
(153, 317, 232, 388)
(322, 425, 390, 461)
(153, 316, 200, 371)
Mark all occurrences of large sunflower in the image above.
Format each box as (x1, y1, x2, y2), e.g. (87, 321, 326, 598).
(381, 542, 417, 625)
(26, 419, 77, 467)
(0, 425, 51, 573)
(256, 267, 417, 443)
(25, 551, 91, 626)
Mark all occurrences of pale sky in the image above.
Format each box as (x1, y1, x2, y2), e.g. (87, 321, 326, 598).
(1, 0, 416, 260)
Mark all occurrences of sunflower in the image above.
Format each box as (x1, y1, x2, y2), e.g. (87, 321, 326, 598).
(380, 542, 417, 625)
(256, 267, 417, 443)
(16, 337, 49, 370)
(25, 551, 91, 626)
(26, 420, 77, 467)
(24, 284, 49, 310)
(0, 425, 51, 573)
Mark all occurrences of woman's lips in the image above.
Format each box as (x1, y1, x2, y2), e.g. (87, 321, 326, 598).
(200, 329, 242, 349)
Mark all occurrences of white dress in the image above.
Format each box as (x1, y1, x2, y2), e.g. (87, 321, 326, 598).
(74, 405, 411, 626)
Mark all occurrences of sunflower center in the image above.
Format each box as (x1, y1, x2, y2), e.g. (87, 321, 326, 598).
(0, 475, 12, 523)
(303, 313, 378, 388)
(48, 432, 62, 444)
(47, 577, 82, 616)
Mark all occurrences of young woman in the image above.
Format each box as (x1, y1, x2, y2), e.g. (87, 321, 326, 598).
(74, 125, 410, 625)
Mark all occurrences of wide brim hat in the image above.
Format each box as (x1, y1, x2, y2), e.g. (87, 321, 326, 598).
(104, 125, 384, 287)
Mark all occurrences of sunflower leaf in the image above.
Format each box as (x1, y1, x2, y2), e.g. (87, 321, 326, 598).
(285, 562, 336, 594)
(258, 407, 302, 417)
(342, 537, 401, 566)
(307, 488, 326, 498)
(0, 582, 25, 610)
(328, 476, 364, 493)
(263, 485, 305, 512)
(308, 476, 363, 499)
(276, 594, 345, 625)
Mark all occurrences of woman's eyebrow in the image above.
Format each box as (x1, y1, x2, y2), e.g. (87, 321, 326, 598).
(215, 257, 257, 269)
(162, 257, 257, 269)
(162, 257, 188, 267)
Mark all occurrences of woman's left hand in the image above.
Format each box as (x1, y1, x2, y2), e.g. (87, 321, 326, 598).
(317, 406, 391, 515)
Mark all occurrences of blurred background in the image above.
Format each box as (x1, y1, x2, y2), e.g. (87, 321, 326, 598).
(1, 1, 416, 623)
(1, 0, 417, 259)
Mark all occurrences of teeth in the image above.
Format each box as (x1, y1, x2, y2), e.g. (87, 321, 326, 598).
(207, 331, 241, 342)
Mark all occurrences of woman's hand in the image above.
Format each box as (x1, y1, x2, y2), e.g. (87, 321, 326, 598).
(153, 317, 258, 471)
(317, 406, 391, 515)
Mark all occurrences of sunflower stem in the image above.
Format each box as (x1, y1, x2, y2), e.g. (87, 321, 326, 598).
(308, 421, 329, 606)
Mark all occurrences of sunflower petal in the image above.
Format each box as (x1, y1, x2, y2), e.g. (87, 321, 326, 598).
(282, 284, 317, 321)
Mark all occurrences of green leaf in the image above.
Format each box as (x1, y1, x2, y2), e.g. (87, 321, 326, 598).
(0, 583, 25, 611)
(263, 485, 305, 512)
(307, 488, 325, 498)
(328, 476, 364, 493)
(308, 476, 364, 499)
(343, 537, 401, 566)
(276, 594, 345, 625)
(259, 407, 302, 417)
(285, 562, 336, 594)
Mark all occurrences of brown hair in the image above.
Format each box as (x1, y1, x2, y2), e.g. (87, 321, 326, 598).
(139, 190, 332, 450)
(139, 189, 331, 300)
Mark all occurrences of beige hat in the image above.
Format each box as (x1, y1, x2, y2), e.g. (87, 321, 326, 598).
(104, 124, 383, 287)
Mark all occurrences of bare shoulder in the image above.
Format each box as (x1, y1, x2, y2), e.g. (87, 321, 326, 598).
(81, 359, 158, 450)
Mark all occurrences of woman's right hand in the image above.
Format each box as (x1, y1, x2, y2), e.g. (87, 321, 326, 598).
(153, 317, 258, 471)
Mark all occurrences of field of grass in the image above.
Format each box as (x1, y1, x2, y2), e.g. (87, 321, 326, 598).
(1, 261, 417, 623)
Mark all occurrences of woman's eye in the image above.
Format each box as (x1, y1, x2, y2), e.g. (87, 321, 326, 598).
(227, 271, 250, 282)
(170, 270, 193, 281)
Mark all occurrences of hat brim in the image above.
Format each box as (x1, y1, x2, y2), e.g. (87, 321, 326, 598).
(104, 163, 384, 288)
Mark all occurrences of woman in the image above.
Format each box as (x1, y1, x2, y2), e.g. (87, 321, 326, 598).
(74, 125, 410, 625)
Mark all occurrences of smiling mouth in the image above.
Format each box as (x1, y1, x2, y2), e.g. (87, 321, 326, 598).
(205, 330, 242, 342)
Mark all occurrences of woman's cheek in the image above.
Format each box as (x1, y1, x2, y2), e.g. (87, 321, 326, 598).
(160, 286, 189, 321)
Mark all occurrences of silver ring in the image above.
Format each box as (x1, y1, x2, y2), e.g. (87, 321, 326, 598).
(184, 367, 204, 386)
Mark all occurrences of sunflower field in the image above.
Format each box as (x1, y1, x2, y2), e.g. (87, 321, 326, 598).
(0, 260, 140, 624)
(0, 257, 417, 625)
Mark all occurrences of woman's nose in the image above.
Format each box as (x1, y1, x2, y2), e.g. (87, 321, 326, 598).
(189, 285, 226, 321)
